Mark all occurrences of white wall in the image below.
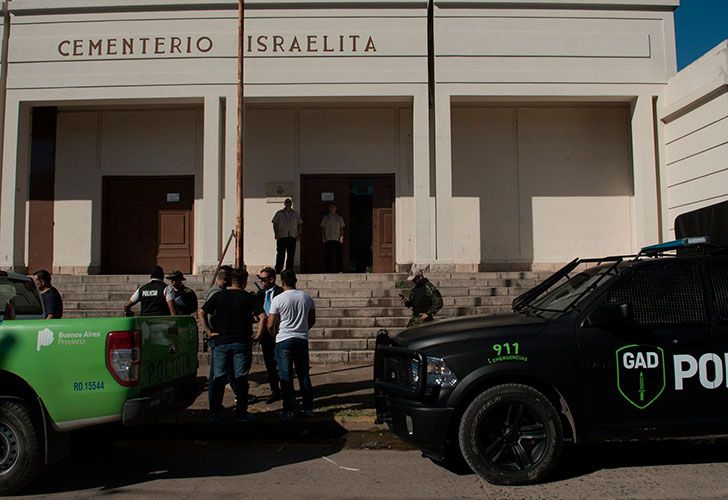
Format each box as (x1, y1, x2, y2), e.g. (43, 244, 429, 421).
(660, 41, 728, 238)
(452, 105, 633, 268)
(54, 108, 201, 272)
(243, 104, 414, 269)
(434, 0, 677, 86)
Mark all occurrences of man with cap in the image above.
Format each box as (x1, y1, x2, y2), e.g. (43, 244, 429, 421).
(164, 270, 198, 315)
(124, 266, 170, 317)
(400, 269, 443, 328)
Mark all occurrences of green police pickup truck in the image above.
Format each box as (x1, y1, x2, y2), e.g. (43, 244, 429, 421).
(0, 271, 200, 494)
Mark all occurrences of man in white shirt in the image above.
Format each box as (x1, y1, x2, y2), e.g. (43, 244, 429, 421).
(267, 270, 315, 420)
(271, 198, 303, 273)
(320, 203, 346, 273)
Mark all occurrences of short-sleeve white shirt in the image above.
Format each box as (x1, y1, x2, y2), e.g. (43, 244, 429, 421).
(269, 289, 315, 343)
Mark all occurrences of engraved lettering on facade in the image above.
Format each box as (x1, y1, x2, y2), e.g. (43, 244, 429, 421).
(56, 35, 216, 57)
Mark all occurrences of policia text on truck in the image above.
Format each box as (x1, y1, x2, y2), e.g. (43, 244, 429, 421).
(0, 271, 200, 495)
(374, 237, 728, 485)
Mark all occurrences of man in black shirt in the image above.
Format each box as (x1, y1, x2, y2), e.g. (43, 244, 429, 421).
(32, 270, 63, 319)
(124, 266, 170, 317)
(198, 268, 260, 422)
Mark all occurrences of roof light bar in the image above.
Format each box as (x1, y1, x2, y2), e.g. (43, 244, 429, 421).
(640, 236, 710, 254)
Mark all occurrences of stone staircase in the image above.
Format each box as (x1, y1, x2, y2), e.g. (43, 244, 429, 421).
(54, 272, 549, 364)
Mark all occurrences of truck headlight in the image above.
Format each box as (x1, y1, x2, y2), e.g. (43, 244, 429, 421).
(425, 357, 458, 387)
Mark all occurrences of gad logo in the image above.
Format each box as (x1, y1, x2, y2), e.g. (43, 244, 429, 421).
(616, 345, 666, 410)
(37, 327, 55, 351)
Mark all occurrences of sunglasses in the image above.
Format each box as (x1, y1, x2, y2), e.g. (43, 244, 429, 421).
(257, 275, 271, 281)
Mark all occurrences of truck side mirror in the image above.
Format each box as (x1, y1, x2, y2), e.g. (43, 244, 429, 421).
(588, 302, 633, 329)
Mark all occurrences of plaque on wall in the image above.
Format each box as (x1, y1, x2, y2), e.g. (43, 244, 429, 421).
(265, 182, 294, 203)
(321, 192, 335, 202)
(166, 193, 180, 202)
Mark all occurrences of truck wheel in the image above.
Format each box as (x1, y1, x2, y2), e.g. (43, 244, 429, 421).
(458, 384, 563, 485)
(0, 400, 43, 495)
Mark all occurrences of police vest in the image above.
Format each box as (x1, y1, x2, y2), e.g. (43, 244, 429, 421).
(139, 280, 170, 316)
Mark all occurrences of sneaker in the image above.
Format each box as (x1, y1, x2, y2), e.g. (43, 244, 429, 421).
(300, 409, 314, 417)
(235, 412, 256, 423)
(279, 411, 295, 421)
(265, 391, 281, 404)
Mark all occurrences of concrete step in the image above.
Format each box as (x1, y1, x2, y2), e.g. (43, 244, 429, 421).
(53, 271, 546, 363)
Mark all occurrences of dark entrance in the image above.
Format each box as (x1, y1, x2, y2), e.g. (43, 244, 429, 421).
(301, 175, 394, 273)
(102, 176, 194, 274)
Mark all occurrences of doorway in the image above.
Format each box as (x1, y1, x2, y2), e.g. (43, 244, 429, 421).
(301, 175, 394, 273)
(102, 176, 194, 274)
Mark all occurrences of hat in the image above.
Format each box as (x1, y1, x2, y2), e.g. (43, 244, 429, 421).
(150, 265, 164, 279)
(166, 270, 186, 281)
(407, 269, 423, 282)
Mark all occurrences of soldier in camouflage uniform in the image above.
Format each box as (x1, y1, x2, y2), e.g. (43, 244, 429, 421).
(401, 269, 444, 327)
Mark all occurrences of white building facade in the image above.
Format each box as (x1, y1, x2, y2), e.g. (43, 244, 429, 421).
(0, 0, 722, 275)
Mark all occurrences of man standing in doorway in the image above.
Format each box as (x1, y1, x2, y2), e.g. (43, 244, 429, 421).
(253, 266, 283, 404)
(272, 198, 303, 273)
(32, 270, 63, 319)
(124, 266, 170, 317)
(401, 269, 443, 328)
(320, 203, 346, 273)
(267, 270, 315, 420)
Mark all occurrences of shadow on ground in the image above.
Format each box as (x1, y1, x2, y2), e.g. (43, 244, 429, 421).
(25, 364, 399, 495)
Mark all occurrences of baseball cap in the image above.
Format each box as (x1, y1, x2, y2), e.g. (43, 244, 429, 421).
(407, 269, 423, 281)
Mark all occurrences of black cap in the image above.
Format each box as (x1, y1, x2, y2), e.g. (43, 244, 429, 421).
(166, 270, 186, 281)
(150, 266, 164, 279)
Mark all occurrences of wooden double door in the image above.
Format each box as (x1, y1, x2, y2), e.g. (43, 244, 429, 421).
(301, 175, 394, 273)
(102, 176, 194, 274)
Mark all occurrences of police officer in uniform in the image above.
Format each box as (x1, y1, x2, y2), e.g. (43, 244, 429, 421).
(124, 266, 171, 317)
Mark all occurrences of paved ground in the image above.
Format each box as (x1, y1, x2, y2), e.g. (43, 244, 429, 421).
(16, 363, 728, 498)
(21, 436, 728, 498)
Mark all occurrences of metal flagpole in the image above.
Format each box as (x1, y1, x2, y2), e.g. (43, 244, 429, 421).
(235, 0, 245, 268)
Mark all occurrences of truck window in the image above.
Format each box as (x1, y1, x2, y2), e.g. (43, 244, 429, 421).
(606, 261, 707, 327)
(0, 278, 43, 316)
(707, 261, 728, 322)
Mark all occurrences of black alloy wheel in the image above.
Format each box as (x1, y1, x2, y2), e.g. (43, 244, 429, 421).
(0, 400, 43, 495)
(459, 384, 563, 485)
(0, 420, 19, 475)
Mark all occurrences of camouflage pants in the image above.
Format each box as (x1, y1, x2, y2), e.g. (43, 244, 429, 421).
(407, 315, 433, 328)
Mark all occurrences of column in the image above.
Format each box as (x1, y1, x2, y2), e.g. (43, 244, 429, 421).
(630, 95, 661, 249)
(413, 89, 433, 264)
(195, 95, 224, 273)
(0, 100, 30, 272)
(434, 88, 453, 267)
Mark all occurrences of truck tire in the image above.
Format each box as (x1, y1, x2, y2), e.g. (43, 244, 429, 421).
(458, 384, 563, 485)
(0, 400, 43, 495)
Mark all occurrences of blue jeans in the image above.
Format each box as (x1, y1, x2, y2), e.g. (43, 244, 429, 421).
(209, 340, 252, 415)
(207, 343, 238, 404)
(275, 338, 313, 413)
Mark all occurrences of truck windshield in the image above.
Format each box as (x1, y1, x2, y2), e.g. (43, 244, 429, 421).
(514, 263, 619, 319)
(0, 278, 44, 316)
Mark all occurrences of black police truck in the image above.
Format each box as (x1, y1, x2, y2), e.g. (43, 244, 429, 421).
(374, 237, 728, 485)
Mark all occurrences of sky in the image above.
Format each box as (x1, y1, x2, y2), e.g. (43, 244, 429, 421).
(674, 0, 728, 70)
